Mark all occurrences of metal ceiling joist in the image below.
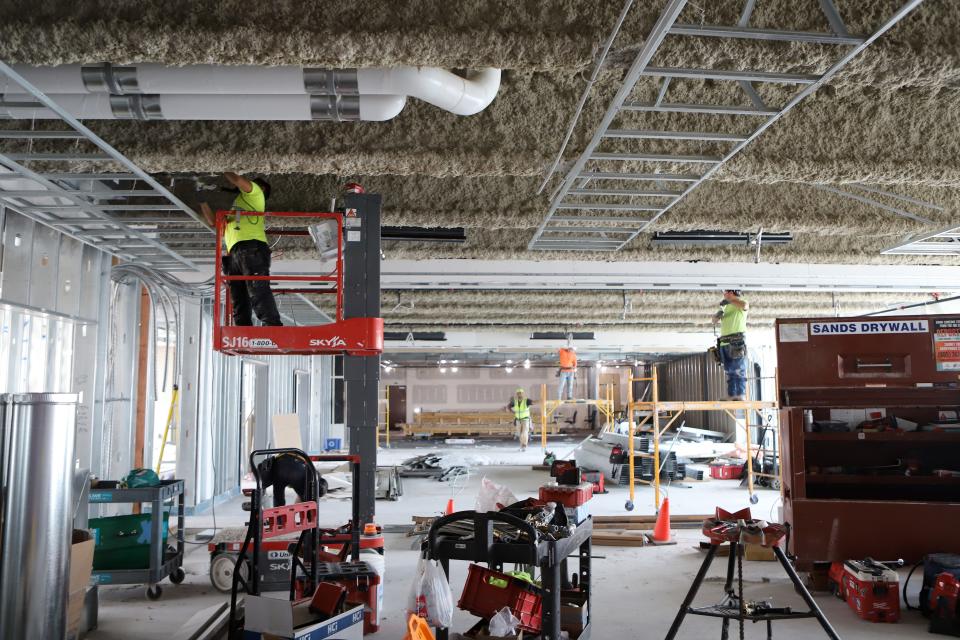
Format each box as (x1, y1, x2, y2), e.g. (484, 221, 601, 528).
(668, 24, 865, 46)
(603, 129, 748, 142)
(577, 171, 701, 182)
(812, 184, 934, 225)
(531, 0, 926, 253)
(556, 203, 661, 211)
(568, 188, 681, 197)
(551, 215, 650, 224)
(0, 61, 211, 271)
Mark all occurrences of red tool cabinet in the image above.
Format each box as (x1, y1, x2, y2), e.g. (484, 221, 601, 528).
(776, 314, 960, 569)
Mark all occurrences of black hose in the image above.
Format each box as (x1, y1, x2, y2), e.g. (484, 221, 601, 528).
(903, 559, 924, 611)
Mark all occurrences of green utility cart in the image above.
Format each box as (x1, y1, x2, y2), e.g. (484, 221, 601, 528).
(88, 479, 185, 600)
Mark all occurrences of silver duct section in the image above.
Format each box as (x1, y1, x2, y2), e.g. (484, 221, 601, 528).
(3, 63, 502, 121)
(0, 393, 78, 640)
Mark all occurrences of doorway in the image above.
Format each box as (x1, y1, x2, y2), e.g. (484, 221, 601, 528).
(387, 385, 407, 431)
(239, 360, 268, 479)
(600, 372, 623, 411)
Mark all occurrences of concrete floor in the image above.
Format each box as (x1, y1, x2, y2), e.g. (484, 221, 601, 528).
(87, 443, 933, 639)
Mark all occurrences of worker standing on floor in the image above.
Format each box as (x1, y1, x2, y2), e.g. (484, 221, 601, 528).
(557, 345, 577, 401)
(200, 172, 282, 326)
(713, 289, 749, 401)
(507, 388, 535, 451)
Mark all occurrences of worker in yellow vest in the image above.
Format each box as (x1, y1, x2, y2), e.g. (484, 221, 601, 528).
(200, 172, 282, 326)
(712, 289, 749, 400)
(507, 388, 535, 451)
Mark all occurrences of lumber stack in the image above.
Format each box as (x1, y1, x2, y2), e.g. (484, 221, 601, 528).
(590, 514, 708, 547)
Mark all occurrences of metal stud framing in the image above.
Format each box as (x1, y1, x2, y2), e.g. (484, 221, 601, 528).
(530, 0, 927, 252)
(0, 62, 210, 271)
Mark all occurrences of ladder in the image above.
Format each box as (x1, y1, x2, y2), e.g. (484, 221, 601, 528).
(530, 0, 926, 252)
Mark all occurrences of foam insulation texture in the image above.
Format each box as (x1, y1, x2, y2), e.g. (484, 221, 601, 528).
(2, 0, 959, 329)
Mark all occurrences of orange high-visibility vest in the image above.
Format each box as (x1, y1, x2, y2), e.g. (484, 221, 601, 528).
(559, 348, 577, 371)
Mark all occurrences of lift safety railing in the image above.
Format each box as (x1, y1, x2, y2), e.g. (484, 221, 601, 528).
(212, 209, 383, 356)
(530, 0, 926, 252)
(0, 61, 211, 272)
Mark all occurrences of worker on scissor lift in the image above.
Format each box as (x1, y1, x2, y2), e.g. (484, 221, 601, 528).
(507, 387, 535, 451)
(200, 172, 282, 326)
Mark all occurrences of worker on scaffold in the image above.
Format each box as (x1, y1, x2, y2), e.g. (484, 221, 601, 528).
(557, 345, 577, 401)
(507, 388, 535, 451)
(713, 289, 749, 401)
(200, 172, 282, 326)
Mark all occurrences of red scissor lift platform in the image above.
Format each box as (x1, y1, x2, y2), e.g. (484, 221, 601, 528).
(213, 210, 383, 356)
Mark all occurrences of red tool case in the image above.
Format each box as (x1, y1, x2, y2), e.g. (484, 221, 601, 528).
(828, 558, 900, 623)
(539, 482, 593, 507)
(458, 564, 543, 634)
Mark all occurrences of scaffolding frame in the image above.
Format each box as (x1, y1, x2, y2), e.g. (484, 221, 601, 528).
(539, 382, 616, 450)
(625, 367, 780, 511)
(529, 0, 926, 252)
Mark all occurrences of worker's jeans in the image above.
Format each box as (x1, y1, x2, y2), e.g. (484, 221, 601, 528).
(558, 370, 575, 400)
(224, 240, 282, 326)
(719, 343, 747, 398)
(515, 417, 531, 449)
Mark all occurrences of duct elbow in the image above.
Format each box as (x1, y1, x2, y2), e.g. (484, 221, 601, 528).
(357, 67, 501, 116)
(359, 94, 407, 121)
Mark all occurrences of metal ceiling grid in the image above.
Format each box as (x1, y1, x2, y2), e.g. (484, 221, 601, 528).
(0, 61, 212, 272)
(530, 0, 926, 252)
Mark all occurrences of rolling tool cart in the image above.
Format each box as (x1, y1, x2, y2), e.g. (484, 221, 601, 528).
(87, 479, 185, 600)
(426, 510, 593, 639)
(229, 448, 320, 639)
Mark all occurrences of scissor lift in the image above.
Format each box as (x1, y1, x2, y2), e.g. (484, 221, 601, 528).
(212, 209, 383, 356)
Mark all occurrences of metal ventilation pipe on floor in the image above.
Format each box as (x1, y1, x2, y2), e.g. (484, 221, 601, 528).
(4, 63, 502, 121)
(0, 393, 78, 640)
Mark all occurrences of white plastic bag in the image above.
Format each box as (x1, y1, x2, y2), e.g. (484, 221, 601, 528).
(475, 476, 518, 512)
(488, 606, 521, 636)
(407, 556, 454, 628)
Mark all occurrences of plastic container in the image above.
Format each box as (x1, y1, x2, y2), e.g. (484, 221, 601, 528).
(89, 512, 169, 570)
(709, 463, 745, 480)
(538, 482, 594, 507)
(459, 564, 542, 633)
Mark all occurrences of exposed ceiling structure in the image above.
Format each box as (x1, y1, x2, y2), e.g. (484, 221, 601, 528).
(1, 0, 958, 332)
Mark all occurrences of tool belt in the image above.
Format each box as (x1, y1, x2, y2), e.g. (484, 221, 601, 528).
(718, 332, 747, 359)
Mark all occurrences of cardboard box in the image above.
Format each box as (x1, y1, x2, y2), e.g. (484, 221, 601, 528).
(243, 597, 363, 640)
(561, 590, 589, 636)
(68, 529, 95, 636)
(744, 543, 775, 562)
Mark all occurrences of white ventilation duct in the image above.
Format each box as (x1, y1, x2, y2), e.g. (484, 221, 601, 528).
(0, 93, 407, 122)
(4, 63, 501, 120)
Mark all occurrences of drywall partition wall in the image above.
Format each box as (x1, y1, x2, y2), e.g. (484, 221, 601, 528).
(379, 366, 587, 425)
(0, 208, 110, 475)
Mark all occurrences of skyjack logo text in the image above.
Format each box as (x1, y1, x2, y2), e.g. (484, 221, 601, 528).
(310, 336, 347, 348)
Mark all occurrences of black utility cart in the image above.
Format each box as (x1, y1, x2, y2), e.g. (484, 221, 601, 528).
(426, 510, 593, 639)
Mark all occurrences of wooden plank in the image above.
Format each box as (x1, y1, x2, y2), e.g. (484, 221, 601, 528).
(132, 286, 151, 515)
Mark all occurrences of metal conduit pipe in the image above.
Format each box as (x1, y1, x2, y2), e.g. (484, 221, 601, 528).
(0, 92, 408, 121)
(7, 63, 502, 117)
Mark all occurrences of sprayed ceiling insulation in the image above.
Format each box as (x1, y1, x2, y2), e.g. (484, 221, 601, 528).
(2, 1, 957, 329)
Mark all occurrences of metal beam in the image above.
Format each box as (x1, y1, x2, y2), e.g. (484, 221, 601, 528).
(621, 102, 777, 116)
(556, 203, 662, 211)
(590, 152, 722, 163)
(617, 0, 927, 251)
(0, 130, 86, 140)
(568, 188, 682, 197)
(542, 227, 638, 234)
(0, 189, 168, 198)
(529, 0, 689, 249)
(669, 24, 864, 45)
(602, 129, 747, 142)
(3, 152, 114, 162)
(643, 67, 820, 84)
(819, 0, 851, 37)
(552, 215, 650, 224)
(851, 184, 945, 212)
(578, 171, 702, 181)
(813, 184, 934, 225)
(16, 203, 184, 212)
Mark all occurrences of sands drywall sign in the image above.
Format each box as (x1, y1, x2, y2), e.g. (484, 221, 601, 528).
(809, 320, 929, 336)
(933, 318, 960, 372)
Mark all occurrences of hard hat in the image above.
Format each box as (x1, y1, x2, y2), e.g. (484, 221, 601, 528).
(516, 388, 525, 393)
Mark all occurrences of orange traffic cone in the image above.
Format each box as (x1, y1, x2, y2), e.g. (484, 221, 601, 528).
(445, 499, 455, 515)
(652, 497, 672, 543)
